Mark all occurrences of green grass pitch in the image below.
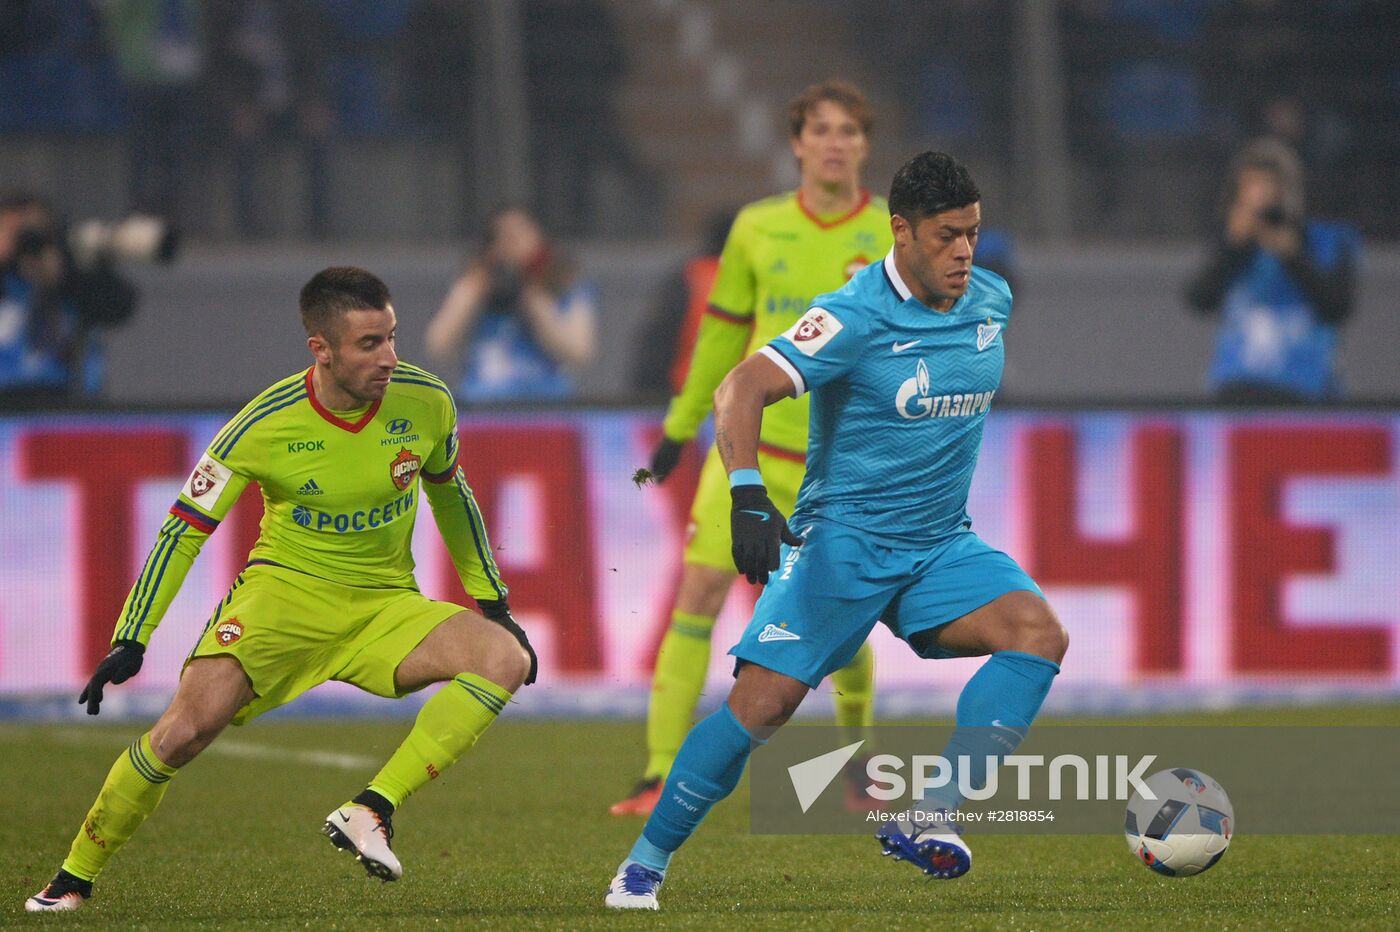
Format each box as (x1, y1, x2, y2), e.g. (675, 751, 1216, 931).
(4, 708, 1398, 928)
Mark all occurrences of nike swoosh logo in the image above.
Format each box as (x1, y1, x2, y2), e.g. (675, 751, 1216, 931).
(338, 813, 351, 823)
(739, 509, 770, 522)
(677, 781, 715, 800)
(892, 340, 921, 352)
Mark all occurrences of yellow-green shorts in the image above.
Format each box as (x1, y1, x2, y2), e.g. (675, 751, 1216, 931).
(186, 562, 465, 725)
(684, 444, 806, 571)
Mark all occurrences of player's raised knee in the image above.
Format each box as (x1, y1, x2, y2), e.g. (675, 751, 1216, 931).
(728, 663, 808, 733)
(476, 635, 531, 693)
(148, 713, 218, 767)
(1012, 599, 1068, 664)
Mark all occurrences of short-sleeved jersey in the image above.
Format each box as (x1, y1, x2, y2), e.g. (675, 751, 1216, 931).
(759, 250, 1012, 544)
(704, 190, 893, 454)
(174, 363, 467, 588)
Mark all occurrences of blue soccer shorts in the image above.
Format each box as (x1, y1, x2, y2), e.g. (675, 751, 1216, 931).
(728, 517, 1042, 687)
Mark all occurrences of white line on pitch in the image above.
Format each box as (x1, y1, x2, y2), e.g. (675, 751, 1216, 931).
(208, 740, 376, 771)
(40, 728, 376, 771)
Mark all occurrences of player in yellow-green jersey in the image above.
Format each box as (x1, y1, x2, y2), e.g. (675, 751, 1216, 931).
(610, 81, 893, 816)
(26, 268, 536, 912)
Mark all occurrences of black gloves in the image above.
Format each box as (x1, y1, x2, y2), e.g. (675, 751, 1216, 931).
(477, 598, 538, 686)
(79, 640, 145, 715)
(649, 436, 685, 483)
(730, 484, 802, 585)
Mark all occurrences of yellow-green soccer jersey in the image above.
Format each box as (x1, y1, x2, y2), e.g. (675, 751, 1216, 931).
(663, 189, 892, 455)
(112, 362, 505, 647)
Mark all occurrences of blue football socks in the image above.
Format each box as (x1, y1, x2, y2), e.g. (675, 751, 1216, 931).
(627, 703, 763, 873)
(924, 650, 1060, 813)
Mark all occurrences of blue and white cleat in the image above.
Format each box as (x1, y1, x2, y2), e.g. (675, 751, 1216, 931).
(604, 861, 664, 910)
(876, 814, 972, 879)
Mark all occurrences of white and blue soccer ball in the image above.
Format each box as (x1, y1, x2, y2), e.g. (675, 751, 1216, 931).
(1124, 768, 1233, 877)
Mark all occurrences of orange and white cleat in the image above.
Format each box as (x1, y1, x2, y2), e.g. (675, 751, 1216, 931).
(608, 777, 663, 816)
(323, 803, 402, 881)
(844, 756, 883, 813)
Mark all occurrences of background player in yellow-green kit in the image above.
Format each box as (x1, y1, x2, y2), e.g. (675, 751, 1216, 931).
(26, 267, 536, 912)
(611, 81, 893, 816)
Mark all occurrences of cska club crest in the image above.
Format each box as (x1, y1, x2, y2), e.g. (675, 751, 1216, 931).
(215, 618, 243, 646)
(390, 448, 422, 490)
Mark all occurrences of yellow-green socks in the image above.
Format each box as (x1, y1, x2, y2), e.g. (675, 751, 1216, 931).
(367, 672, 511, 808)
(644, 610, 717, 780)
(62, 733, 179, 882)
(831, 641, 876, 743)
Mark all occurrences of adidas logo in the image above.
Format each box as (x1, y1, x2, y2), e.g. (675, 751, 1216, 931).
(757, 623, 800, 643)
(298, 478, 324, 496)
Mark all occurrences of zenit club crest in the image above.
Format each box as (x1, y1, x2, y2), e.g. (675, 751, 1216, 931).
(390, 449, 421, 491)
(215, 618, 243, 646)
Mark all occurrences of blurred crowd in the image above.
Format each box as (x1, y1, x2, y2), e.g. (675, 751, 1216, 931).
(1, 0, 636, 237)
(852, 0, 1400, 237)
(1060, 0, 1400, 236)
(0, 192, 170, 404)
(0, 1, 1391, 404)
(6, 1, 1400, 238)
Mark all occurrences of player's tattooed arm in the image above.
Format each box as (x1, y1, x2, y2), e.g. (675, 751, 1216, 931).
(712, 352, 795, 473)
(715, 424, 736, 468)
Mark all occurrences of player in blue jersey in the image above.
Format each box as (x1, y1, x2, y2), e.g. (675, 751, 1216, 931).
(605, 152, 1069, 909)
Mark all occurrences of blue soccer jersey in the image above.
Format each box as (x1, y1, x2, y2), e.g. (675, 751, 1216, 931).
(760, 250, 1011, 544)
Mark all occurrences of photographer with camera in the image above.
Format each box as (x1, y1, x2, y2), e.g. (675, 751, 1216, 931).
(0, 193, 175, 404)
(1185, 138, 1360, 403)
(425, 206, 597, 403)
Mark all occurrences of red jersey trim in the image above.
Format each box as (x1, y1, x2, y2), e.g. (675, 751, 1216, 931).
(796, 188, 872, 230)
(169, 502, 218, 534)
(304, 367, 382, 433)
(421, 460, 458, 483)
(758, 441, 806, 464)
(705, 303, 752, 324)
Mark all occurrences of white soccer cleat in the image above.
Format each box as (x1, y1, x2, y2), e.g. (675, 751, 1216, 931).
(24, 871, 91, 912)
(604, 861, 664, 910)
(322, 803, 402, 881)
(876, 814, 973, 879)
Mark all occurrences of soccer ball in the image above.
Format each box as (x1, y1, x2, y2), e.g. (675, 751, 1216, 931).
(1124, 768, 1233, 877)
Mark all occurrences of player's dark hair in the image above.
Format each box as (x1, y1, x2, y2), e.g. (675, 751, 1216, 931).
(888, 151, 980, 227)
(787, 80, 874, 138)
(299, 266, 391, 339)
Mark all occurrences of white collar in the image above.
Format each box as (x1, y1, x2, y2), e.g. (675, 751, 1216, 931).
(883, 248, 913, 301)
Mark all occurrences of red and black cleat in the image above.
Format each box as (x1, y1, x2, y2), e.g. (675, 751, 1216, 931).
(25, 869, 92, 912)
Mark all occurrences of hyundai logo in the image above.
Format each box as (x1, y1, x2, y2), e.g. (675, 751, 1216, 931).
(386, 418, 412, 435)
